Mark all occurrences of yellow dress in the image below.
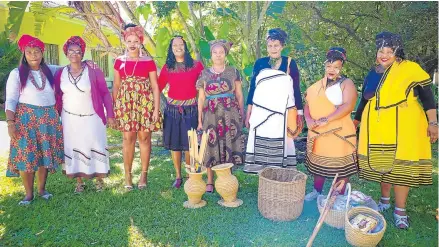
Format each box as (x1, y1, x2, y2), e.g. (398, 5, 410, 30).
(305, 77, 358, 178)
(358, 60, 432, 187)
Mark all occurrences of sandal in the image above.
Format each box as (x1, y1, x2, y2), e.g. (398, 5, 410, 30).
(18, 196, 34, 206)
(74, 183, 86, 194)
(96, 180, 104, 192)
(39, 191, 53, 200)
(172, 178, 183, 189)
(377, 197, 391, 212)
(124, 185, 134, 191)
(206, 184, 214, 193)
(394, 207, 410, 229)
(138, 171, 148, 190)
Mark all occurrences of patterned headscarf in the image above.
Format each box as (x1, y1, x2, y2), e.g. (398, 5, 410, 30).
(17, 34, 45, 53)
(209, 39, 233, 55)
(375, 31, 404, 58)
(123, 26, 144, 44)
(63, 36, 86, 56)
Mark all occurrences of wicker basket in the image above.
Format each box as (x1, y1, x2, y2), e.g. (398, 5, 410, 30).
(258, 167, 307, 221)
(317, 183, 351, 229)
(345, 206, 387, 247)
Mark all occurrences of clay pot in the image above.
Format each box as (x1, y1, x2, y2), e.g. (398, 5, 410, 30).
(212, 163, 243, 207)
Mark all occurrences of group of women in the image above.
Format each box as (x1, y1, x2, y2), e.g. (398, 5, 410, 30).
(5, 25, 437, 230)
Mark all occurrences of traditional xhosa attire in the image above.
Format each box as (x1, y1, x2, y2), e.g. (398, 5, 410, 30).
(197, 66, 245, 167)
(357, 61, 433, 187)
(305, 76, 358, 178)
(158, 61, 204, 151)
(114, 56, 162, 132)
(244, 69, 298, 173)
(54, 59, 114, 178)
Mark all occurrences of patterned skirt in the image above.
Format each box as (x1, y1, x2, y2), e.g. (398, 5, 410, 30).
(201, 97, 245, 168)
(163, 102, 198, 151)
(114, 76, 162, 132)
(7, 103, 64, 177)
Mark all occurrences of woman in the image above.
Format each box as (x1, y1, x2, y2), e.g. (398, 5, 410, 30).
(5, 35, 63, 205)
(356, 32, 437, 229)
(243, 28, 302, 173)
(54, 36, 115, 193)
(158, 36, 204, 188)
(303, 47, 358, 201)
(196, 40, 245, 193)
(113, 24, 162, 190)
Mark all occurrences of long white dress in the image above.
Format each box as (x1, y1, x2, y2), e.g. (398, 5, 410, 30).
(243, 69, 297, 173)
(61, 67, 110, 178)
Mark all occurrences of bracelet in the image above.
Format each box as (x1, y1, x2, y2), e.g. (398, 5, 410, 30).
(429, 121, 438, 126)
(6, 119, 15, 122)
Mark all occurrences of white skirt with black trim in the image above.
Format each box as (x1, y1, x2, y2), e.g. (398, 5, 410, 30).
(61, 109, 110, 179)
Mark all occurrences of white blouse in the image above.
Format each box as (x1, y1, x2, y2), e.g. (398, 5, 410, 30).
(5, 65, 59, 112)
(325, 82, 343, 106)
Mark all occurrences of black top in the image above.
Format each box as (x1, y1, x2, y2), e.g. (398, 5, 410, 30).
(354, 68, 435, 121)
(246, 56, 303, 110)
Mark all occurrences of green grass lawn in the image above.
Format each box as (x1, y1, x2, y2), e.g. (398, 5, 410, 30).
(0, 129, 437, 246)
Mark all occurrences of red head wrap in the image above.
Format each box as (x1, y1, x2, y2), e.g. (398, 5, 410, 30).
(123, 26, 144, 44)
(17, 34, 45, 53)
(63, 36, 86, 56)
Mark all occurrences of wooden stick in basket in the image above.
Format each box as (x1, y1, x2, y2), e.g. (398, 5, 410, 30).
(307, 174, 345, 247)
(187, 129, 195, 172)
(198, 131, 208, 165)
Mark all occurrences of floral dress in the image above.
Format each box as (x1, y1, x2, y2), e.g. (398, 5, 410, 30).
(196, 66, 245, 167)
(114, 57, 162, 132)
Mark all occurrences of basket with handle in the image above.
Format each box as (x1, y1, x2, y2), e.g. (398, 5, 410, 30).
(258, 167, 307, 221)
(344, 189, 387, 247)
(317, 183, 352, 229)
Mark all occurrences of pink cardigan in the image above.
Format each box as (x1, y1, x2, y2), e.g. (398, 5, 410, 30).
(54, 63, 114, 125)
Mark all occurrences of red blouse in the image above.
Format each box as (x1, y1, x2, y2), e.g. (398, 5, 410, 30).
(114, 57, 157, 78)
(158, 61, 204, 100)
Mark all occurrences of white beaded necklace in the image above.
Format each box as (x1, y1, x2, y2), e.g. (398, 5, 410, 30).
(123, 56, 140, 78)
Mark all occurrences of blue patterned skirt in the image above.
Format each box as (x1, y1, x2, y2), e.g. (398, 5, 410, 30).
(7, 103, 64, 177)
(163, 104, 198, 151)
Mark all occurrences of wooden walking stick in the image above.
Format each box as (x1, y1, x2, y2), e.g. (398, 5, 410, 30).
(306, 174, 346, 247)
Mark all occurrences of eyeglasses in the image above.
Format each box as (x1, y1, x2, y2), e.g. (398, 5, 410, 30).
(68, 50, 82, 55)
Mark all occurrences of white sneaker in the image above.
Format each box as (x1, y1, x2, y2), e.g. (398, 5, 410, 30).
(305, 189, 321, 201)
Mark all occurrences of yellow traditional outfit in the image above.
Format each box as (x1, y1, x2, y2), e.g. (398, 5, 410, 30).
(358, 60, 432, 187)
(305, 77, 358, 178)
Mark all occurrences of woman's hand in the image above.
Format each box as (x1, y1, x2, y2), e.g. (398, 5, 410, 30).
(8, 124, 18, 141)
(305, 117, 318, 130)
(152, 109, 159, 123)
(197, 122, 203, 131)
(316, 117, 329, 128)
(107, 118, 116, 129)
(427, 124, 438, 143)
(353, 119, 361, 129)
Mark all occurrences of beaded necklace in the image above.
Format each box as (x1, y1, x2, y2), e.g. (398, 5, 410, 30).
(28, 69, 46, 91)
(67, 63, 86, 92)
(123, 56, 140, 78)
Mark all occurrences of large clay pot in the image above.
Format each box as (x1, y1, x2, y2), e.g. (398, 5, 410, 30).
(183, 168, 207, 208)
(212, 163, 243, 207)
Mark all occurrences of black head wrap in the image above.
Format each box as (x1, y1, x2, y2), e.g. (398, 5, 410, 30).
(375, 31, 405, 59)
(266, 28, 288, 46)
